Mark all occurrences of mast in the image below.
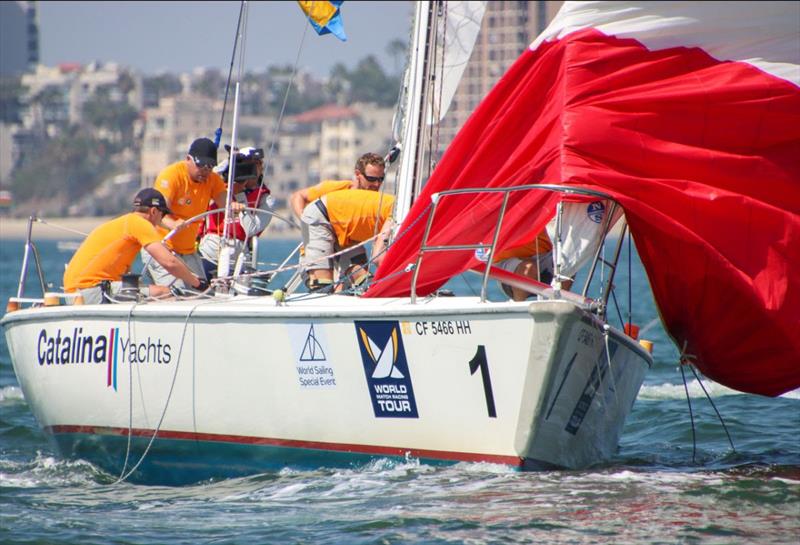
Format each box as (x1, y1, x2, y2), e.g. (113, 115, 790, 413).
(218, 0, 249, 280)
(393, 1, 485, 224)
(394, 1, 437, 224)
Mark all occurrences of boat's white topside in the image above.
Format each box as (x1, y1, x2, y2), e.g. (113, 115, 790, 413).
(2, 293, 580, 322)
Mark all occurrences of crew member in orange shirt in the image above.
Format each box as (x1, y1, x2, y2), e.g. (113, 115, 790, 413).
(300, 189, 395, 292)
(493, 230, 558, 301)
(289, 152, 385, 219)
(64, 189, 207, 304)
(143, 137, 244, 288)
(290, 152, 387, 284)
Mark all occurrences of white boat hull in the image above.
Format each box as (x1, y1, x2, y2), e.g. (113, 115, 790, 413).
(2, 296, 650, 483)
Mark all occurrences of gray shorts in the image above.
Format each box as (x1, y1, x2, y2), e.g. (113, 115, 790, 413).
(73, 282, 155, 304)
(141, 249, 205, 287)
(299, 199, 368, 276)
(300, 201, 336, 272)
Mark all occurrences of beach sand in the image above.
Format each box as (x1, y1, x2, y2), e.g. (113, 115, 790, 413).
(0, 215, 301, 241)
(0, 216, 111, 240)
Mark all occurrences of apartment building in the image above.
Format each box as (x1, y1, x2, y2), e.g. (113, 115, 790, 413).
(139, 94, 223, 186)
(269, 103, 394, 206)
(434, 0, 562, 157)
(20, 62, 142, 131)
(0, 0, 39, 76)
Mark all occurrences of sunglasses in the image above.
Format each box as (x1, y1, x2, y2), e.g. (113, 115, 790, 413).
(362, 173, 385, 183)
(190, 155, 216, 169)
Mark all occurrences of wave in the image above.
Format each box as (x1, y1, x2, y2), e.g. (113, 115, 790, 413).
(638, 380, 800, 400)
(0, 385, 24, 404)
(0, 452, 108, 489)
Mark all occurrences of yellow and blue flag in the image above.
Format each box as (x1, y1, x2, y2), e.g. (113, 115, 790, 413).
(297, 1, 347, 42)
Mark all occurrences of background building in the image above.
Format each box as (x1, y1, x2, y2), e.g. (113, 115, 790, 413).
(270, 103, 394, 207)
(140, 94, 223, 185)
(139, 96, 394, 209)
(0, 1, 39, 77)
(433, 0, 562, 159)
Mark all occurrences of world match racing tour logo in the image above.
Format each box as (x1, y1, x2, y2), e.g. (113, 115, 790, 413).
(37, 327, 172, 391)
(355, 321, 419, 418)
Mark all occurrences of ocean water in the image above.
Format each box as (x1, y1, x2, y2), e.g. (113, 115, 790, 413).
(1, 235, 798, 545)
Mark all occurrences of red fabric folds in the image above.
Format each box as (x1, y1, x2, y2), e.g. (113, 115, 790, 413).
(367, 29, 800, 396)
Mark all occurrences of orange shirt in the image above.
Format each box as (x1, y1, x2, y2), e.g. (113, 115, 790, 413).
(324, 190, 395, 248)
(493, 230, 553, 262)
(306, 180, 352, 202)
(155, 161, 226, 254)
(63, 213, 162, 292)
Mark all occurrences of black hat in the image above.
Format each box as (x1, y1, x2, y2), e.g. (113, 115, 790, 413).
(188, 137, 218, 167)
(133, 188, 172, 215)
(224, 144, 264, 161)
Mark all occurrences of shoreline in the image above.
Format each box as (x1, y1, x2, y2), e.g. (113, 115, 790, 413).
(0, 215, 301, 241)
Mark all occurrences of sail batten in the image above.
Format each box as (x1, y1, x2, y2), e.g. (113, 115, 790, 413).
(369, 1, 800, 396)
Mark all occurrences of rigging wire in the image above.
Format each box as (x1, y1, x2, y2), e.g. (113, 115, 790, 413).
(260, 20, 310, 200)
(429, 0, 447, 174)
(627, 229, 632, 328)
(679, 362, 698, 464)
(215, 0, 246, 147)
(610, 289, 625, 330)
(460, 272, 479, 297)
(362, 202, 433, 289)
(688, 364, 737, 453)
(221, 0, 249, 248)
(32, 217, 89, 238)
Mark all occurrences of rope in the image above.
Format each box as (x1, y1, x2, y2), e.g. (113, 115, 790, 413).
(213, 232, 381, 287)
(116, 301, 140, 481)
(114, 299, 213, 483)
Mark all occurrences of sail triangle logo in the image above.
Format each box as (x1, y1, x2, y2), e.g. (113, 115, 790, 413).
(354, 321, 418, 418)
(300, 324, 327, 362)
(287, 323, 336, 389)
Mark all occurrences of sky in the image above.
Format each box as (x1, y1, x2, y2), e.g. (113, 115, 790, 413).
(37, 1, 414, 77)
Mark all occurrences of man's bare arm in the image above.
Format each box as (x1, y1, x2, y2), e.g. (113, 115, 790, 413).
(144, 242, 202, 288)
(289, 188, 312, 219)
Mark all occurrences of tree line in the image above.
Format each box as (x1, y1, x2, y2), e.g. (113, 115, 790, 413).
(1, 49, 404, 212)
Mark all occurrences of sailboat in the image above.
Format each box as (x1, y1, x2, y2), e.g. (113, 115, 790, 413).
(3, 1, 798, 485)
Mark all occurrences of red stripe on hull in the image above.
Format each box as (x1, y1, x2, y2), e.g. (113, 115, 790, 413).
(47, 424, 522, 466)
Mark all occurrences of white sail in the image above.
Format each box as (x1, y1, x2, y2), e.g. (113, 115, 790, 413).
(395, 1, 486, 224)
(428, 1, 487, 123)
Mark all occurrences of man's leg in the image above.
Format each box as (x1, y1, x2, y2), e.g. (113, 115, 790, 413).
(143, 250, 205, 289)
(338, 247, 369, 289)
(300, 203, 335, 291)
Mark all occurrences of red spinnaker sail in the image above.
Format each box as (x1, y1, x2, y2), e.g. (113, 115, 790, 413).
(367, 2, 800, 396)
